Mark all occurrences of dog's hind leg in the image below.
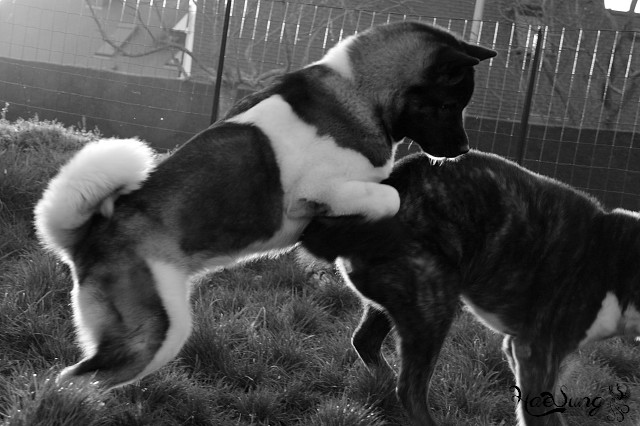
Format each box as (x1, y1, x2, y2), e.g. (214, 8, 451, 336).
(346, 256, 459, 425)
(502, 335, 517, 374)
(59, 258, 192, 389)
(352, 303, 393, 373)
(137, 260, 193, 380)
(508, 337, 569, 426)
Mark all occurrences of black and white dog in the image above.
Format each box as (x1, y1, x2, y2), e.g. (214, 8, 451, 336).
(34, 22, 495, 389)
(302, 151, 640, 426)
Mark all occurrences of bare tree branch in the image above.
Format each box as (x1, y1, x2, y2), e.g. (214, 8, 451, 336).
(85, 0, 215, 79)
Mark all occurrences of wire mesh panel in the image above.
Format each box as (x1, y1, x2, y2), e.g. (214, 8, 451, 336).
(0, 0, 639, 209)
(507, 25, 640, 210)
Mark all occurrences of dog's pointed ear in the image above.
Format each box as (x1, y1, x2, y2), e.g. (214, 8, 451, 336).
(433, 48, 479, 86)
(437, 44, 497, 69)
(434, 44, 496, 85)
(463, 42, 497, 62)
(437, 46, 481, 69)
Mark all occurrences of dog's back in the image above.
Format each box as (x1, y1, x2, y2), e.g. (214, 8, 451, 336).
(306, 151, 635, 338)
(305, 150, 606, 270)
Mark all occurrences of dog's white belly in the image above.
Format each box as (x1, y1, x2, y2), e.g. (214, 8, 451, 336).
(621, 304, 640, 337)
(244, 214, 310, 254)
(200, 214, 310, 271)
(579, 292, 622, 346)
(461, 295, 513, 335)
(228, 95, 398, 219)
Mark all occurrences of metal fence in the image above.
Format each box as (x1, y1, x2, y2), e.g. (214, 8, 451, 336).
(0, 0, 639, 210)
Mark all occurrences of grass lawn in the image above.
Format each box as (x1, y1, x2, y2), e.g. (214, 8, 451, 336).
(2, 116, 640, 425)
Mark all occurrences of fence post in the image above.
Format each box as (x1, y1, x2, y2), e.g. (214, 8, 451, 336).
(211, 0, 233, 124)
(516, 27, 543, 165)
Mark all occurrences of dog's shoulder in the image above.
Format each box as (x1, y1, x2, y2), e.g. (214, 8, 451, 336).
(223, 66, 347, 122)
(221, 65, 340, 119)
(222, 77, 284, 119)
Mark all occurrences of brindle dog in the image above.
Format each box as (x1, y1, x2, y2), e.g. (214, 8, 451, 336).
(301, 150, 640, 426)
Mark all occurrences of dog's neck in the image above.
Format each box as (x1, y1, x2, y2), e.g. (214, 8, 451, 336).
(312, 31, 409, 134)
(306, 63, 400, 151)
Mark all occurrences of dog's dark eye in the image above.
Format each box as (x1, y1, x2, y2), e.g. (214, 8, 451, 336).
(440, 102, 456, 111)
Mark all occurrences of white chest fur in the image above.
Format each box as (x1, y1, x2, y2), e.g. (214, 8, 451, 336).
(228, 95, 399, 220)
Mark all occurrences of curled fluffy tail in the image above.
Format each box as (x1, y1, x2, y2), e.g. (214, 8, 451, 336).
(34, 138, 156, 260)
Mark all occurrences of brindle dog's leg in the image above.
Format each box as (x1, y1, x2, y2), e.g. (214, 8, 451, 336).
(347, 255, 460, 425)
(389, 296, 457, 426)
(507, 337, 569, 426)
(352, 303, 393, 372)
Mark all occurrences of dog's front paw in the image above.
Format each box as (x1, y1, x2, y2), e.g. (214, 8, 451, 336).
(320, 181, 400, 220)
(306, 200, 331, 216)
(360, 184, 400, 220)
